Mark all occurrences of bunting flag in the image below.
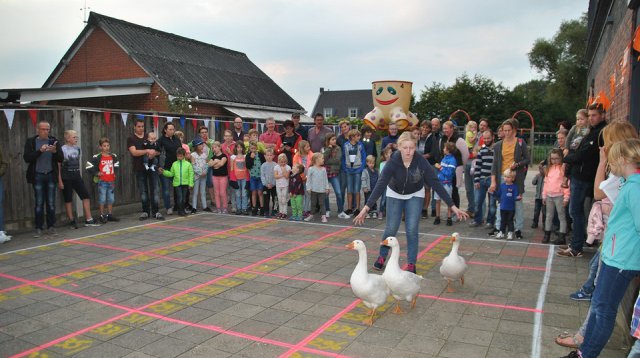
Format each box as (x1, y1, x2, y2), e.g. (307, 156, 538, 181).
(592, 90, 611, 112)
(166, 116, 174, 123)
(104, 111, 111, 126)
(225, 121, 230, 130)
(191, 118, 198, 131)
(243, 123, 249, 131)
(214, 120, 219, 133)
(28, 109, 38, 127)
(203, 119, 210, 128)
(260, 123, 265, 132)
(153, 115, 159, 129)
(179, 116, 186, 129)
(121, 112, 129, 126)
(3, 109, 15, 129)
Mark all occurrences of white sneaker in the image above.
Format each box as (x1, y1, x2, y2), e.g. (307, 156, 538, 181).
(321, 215, 328, 223)
(304, 215, 313, 222)
(0, 232, 11, 243)
(167, 208, 173, 215)
(365, 213, 371, 219)
(338, 212, 350, 219)
(325, 211, 330, 218)
(507, 232, 514, 241)
(495, 231, 505, 239)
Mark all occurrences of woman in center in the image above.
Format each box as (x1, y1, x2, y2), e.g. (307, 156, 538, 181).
(354, 132, 470, 274)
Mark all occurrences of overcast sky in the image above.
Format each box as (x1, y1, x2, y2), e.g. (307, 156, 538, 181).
(0, 0, 586, 113)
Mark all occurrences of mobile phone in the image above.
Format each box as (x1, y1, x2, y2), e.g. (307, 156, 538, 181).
(48, 139, 57, 146)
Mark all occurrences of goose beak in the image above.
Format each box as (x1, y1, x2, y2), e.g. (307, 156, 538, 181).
(381, 239, 389, 246)
(450, 233, 459, 243)
(345, 242, 355, 249)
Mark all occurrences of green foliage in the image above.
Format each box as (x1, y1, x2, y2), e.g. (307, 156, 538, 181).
(325, 116, 363, 127)
(167, 89, 194, 114)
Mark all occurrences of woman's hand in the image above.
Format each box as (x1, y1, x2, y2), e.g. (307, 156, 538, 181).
(451, 206, 469, 221)
(353, 206, 369, 225)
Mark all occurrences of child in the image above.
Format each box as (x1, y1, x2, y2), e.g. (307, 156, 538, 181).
(495, 169, 519, 240)
(542, 149, 570, 244)
(465, 120, 478, 151)
(293, 140, 314, 217)
(305, 153, 330, 222)
(246, 140, 266, 216)
(174, 131, 192, 160)
(245, 129, 267, 153)
(342, 129, 367, 216)
(159, 148, 194, 216)
(274, 153, 291, 219)
(190, 137, 208, 213)
(59, 130, 100, 228)
(210, 141, 228, 213)
(361, 126, 377, 159)
(221, 129, 236, 212)
(289, 163, 306, 221)
(562, 109, 590, 188)
(378, 147, 393, 220)
(531, 161, 545, 229)
(434, 142, 457, 226)
(323, 133, 346, 219)
(261, 148, 277, 218)
(86, 137, 120, 224)
(361, 155, 379, 219)
(143, 131, 161, 171)
(230, 141, 249, 215)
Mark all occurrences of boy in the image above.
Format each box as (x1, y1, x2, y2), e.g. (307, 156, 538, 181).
(496, 169, 519, 240)
(434, 142, 457, 226)
(86, 137, 120, 223)
(245, 129, 267, 153)
(361, 155, 379, 218)
(246, 140, 265, 216)
(261, 148, 277, 218)
(361, 126, 377, 159)
(159, 148, 194, 216)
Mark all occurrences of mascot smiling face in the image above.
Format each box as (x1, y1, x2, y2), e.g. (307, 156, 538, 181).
(364, 81, 417, 131)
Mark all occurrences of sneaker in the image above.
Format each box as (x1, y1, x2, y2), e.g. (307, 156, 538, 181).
(167, 208, 173, 215)
(325, 211, 331, 218)
(321, 215, 328, 223)
(85, 219, 100, 227)
(69, 219, 79, 229)
(421, 210, 428, 219)
(484, 223, 494, 228)
(377, 212, 384, 220)
(0, 232, 12, 243)
(178, 211, 188, 217)
(433, 217, 441, 225)
(34, 229, 43, 238)
(495, 231, 505, 239)
(107, 214, 119, 222)
(446, 218, 453, 226)
(531, 222, 538, 229)
(222, 209, 228, 214)
(506, 232, 514, 241)
(344, 209, 353, 216)
(404, 263, 416, 274)
(353, 209, 360, 217)
(304, 215, 314, 222)
(139, 212, 149, 221)
(515, 230, 523, 240)
(46, 227, 58, 236)
(203, 207, 213, 212)
(236, 210, 242, 215)
(191, 208, 197, 214)
(560, 351, 580, 358)
(487, 228, 499, 236)
(338, 212, 350, 219)
(430, 209, 436, 217)
(99, 215, 108, 224)
(468, 222, 482, 227)
(373, 256, 385, 271)
(557, 249, 583, 258)
(570, 290, 592, 301)
(154, 212, 165, 221)
(365, 213, 371, 219)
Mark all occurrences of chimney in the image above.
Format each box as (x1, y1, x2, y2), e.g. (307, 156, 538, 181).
(320, 87, 324, 93)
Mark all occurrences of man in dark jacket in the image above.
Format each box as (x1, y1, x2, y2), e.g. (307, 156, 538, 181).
(23, 121, 63, 237)
(558, 104, 607, 256)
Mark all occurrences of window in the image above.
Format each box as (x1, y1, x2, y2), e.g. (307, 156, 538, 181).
(323, 108, 334, 118)
(348, 107, 358, 119)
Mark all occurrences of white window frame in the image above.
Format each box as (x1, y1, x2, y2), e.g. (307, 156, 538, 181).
(323, 107, 334, 118)
(348, 107, 358, 119)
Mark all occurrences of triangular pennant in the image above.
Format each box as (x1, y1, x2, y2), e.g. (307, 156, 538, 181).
(225, 121, 230, 130)
(166, 116, 174, 123)
(121, 113, 129, 126)
(179, 116, 186, 129)
(243, 123, 249, 131)
(153, 115, 159, 129)
(3, 109, 15, 129)
(28, 109, 38, 128)
(260, 123, 265, 132)
(191, 118, 198, 131)
(203, 119, 211, 128)
(136, 114, 145, 122)
(104, 111, 111, 126)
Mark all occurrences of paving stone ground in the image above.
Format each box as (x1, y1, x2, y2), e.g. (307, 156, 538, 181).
(0, 172, 632, 357)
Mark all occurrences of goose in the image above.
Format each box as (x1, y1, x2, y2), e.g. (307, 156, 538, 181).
(381, 237, 423, 314)
(346, 240, 390, 325)
(439, 232, 467, 292)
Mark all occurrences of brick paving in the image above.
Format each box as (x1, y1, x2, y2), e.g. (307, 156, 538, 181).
(0, 178, 632, 357)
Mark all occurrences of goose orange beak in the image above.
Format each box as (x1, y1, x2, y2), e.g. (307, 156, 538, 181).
(345, 242, 355, 249)
(381, 239, 389, 246)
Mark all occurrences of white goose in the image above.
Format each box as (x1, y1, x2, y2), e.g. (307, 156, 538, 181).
(346, 240, 390, 325)
(439, 232, 468, 292)
(381, 237, 423, 314)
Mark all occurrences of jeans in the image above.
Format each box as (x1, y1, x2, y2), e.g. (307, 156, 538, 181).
(377, 196, 423, 265)
(324, 176, 344, 213)
(339, 170, 348, 209)
(569, 177, 590, 252)
(192, 176, 207, 210)
(135, 170, 159, 215)
(533, 198, 545, 226)
(33, 172, 57, 230)
(581, 261, 640, 358)
(464, 162, 475, 212)
(473, 177, 496, 225)
(234, 179, 248, 211)
(160, 175, 174, 210)
(97, 181, 115, 205)
(346, 172, 362, 209)
(175, 185, 188, 214)
(581, 250, 600, 295)
(0, 176, 4, 232)
(628, 339, 640, 358)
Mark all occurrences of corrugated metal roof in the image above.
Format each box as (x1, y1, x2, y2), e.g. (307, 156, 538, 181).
(82, 12, 304, 111)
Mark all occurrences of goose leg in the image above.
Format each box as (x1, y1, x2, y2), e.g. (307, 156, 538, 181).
(364, 308, 377, 326)
(446, 279, 455, 293)
(393, 300, 404, 314)
(460, 275, 465, 286)
(410, 296, 417, 309)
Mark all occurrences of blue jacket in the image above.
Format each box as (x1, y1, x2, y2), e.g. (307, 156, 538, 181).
(496, 183, 518, 211)
(342, 141, 367, 174)
(437, 154, 456, 184)
(602, 173, 640, 270)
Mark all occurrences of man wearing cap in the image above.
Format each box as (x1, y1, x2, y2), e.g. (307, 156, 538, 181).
(259, 117, 282, 152)
(307, 113, 333, 153)
(232, 117, 245, 142)
(291, 113, 308, 141)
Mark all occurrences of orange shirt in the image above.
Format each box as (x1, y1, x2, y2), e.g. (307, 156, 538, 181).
(501, 140, 516, 175)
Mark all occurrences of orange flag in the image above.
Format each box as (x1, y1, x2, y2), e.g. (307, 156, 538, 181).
(633, 26, 640, 60)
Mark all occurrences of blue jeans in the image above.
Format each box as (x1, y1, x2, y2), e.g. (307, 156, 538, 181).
(97, 181, 115, 205)
(473, 177, 496, 225)
(628, 339, 640, 358)
(33, 172, 57, 230)
(580, 261, 640, 358)
(160, 175, 173, 210)
(581, 250, 600, 295)
(235, 179, 248, 210)
(569, 177, 590, 252)
(464, 162, 475, 212)
(135, 170, 159, 215)
(175, 185, 188, 213)
(377, 196, 422, 265)
(324, 176, 344, 213)
(346, 172, 362, 209)
(0, 176, 4, 232)
(339, 169, 347, 209)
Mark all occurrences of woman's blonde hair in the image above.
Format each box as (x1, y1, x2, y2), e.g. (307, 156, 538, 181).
(576, 109, 588, 120)
(602, 120, 639, 151)
(607, 138, 640, 168)
(397, 131, 416, 146)
(311, 152, 323, 166)
(298, 140, 310, 154)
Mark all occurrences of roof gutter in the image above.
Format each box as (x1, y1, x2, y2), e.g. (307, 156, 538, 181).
(181, 97, 305, 114)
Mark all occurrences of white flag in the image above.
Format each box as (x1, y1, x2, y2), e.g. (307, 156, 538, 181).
(3, 109, 15, 129)
(260, 123, 265, 132)
(166, 116, 174, 123)
(121, 112, 129, 126)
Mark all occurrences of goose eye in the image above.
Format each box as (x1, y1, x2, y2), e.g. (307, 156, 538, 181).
(387, 86, 397, 95)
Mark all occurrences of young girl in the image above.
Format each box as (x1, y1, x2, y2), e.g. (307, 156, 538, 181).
(343, 129, 367, 216)
(209, 141, 228, 213)
(293, 140, 313, 217)
(378, 147, 393, 220)
(221, 130, 237, 212)
(465, 120, 478, 151)
(289, 163, 306, 221)
(323, 133, 346, 218)
(246, 140, 265, 216)
(542, 149, 570, 244)
(305, 153, 330, 223)
(260, 148, 277, 218)
(274, 153, 291, 219)
(230, 141, 249, 215)
(567, 138, 640, 358)
(434, 142, 457, 226)
(190, 138, 208, 213)
(562, 109, 590, 188)
(361, 155, 379, 219)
